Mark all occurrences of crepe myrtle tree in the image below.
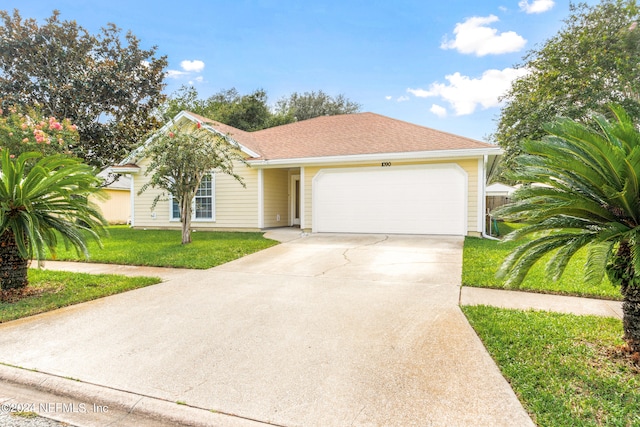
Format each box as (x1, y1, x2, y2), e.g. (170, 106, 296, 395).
(0, 151, 107, 291)
(495, 105, 640, 355)
(0, 106, 78, 169)
(139, 121, 247, 244)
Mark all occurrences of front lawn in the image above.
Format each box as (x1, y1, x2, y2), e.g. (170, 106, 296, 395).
(462, 234, 621, 300)
(463, 305, 640, 426)
(49, 226, 279, 269)
(0, 269, 160, 323)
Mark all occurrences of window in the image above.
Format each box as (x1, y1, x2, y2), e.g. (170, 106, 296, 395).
(170, 174, 215, 221)
(194, 175, 213, 218)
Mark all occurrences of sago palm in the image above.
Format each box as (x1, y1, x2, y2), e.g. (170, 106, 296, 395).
(496, 105, 640, 354)
(0, 151, 107, 290)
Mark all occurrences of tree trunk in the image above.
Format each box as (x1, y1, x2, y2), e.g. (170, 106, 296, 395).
(607, 241, 640, 354)
(621, 282, 640, 354)
(180, 195, 192, 245)
(0, 230, 29, 290)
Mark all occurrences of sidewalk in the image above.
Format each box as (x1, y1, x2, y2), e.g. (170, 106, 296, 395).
(460, 286, 623, 319)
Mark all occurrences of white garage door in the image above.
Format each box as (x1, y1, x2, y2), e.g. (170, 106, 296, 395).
(312, 164, 467, 235)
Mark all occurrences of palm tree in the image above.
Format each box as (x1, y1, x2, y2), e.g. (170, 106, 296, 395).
(0, 151, 107, 290)
(496, 105, 640, 354)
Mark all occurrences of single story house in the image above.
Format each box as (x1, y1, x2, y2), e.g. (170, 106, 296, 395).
(90, 170, 131, 225)
(112, 111, 501, 236)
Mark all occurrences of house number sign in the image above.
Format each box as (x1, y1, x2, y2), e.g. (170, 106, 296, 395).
(381, 162, 391, 167)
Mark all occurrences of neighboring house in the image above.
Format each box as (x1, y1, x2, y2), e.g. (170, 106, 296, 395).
(112, 111, 501, 236)
(90, 170, 131, 225)
(486, 182, 516, 212)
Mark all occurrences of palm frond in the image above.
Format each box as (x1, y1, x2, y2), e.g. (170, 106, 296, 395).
(497, 235, 574, 287)
(545, 233, 597, 281)
(497, 104, 640, 289)
(585, 242, 615, 285)
(0, 151, 106, 261)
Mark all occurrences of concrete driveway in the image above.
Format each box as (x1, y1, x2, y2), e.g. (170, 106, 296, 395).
(0, 233, 533, 426)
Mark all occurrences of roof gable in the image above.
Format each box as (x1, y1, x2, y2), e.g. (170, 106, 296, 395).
(117, 111, 260, 166)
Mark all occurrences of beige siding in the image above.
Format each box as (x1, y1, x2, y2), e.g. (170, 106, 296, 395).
(263, 169, 290, 228)
(461, 159, 479, 233)
(303, 158, 481, 235)
(132, 158, 259, 230)
(91, 189, 130, 225)
(215, 164, 259, 228)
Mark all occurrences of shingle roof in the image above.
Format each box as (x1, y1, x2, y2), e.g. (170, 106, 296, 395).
(186, 111, 494, 161)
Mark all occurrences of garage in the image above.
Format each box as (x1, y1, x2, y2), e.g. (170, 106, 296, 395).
(312, 164, 467, 235)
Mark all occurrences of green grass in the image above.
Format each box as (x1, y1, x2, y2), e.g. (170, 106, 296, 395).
(0, 269, 160, 323)
(11, 412, 38, 419)
(463, 227, 621, 300)
(463, 305, 640, 427)
(49, 226, 279, 269)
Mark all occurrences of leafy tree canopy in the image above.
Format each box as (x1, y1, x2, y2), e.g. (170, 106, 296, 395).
(0, 9, 168, 170)
(162, 86, 275, 131)
(494, 0, 640, 175)
(274, 90, 361, 122)
(162, 86, 361, 131)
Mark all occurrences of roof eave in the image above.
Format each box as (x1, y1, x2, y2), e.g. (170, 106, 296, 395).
(248, 147, 503, 168)
(109, 165, 140, 174)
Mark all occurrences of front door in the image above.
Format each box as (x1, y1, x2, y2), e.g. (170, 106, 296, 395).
(291, 175, 300, 226)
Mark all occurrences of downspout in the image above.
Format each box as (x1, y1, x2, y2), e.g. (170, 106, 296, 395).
(481, 154, 499, 241)
(129, 174, 135, 227)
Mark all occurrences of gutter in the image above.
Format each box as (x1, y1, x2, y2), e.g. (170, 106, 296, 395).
(249, 147, 503, 168)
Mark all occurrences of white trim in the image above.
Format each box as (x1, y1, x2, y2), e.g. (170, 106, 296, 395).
(258, 169, 264, 229)
(109, 166, 140, 174)
(300, 167, 305, 229)
(311, 163, 468, 235)
(129, 174, 135, 227)
(290, 174, 301, 226)
(249, 147, 502, 168)
(478, 158, 485, 234)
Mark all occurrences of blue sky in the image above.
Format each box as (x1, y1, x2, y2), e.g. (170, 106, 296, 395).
(4, 0, 598, 141)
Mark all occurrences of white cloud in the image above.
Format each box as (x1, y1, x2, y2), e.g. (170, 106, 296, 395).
(167, 60, 206, 80)
(519, 0, 554, 14)
(397, 96, 410, 102)
(430, 104, 448, 118)
(180, 60, 205, 72)
(441, 15, 526, 56)
(385, 95, 392, 100)
(166, 69, 188, 79)
(408, 67, 530, 116)
(406, 88, 431, 97)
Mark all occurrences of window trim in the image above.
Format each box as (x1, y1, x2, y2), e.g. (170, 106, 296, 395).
(169, 173, 216, 222)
